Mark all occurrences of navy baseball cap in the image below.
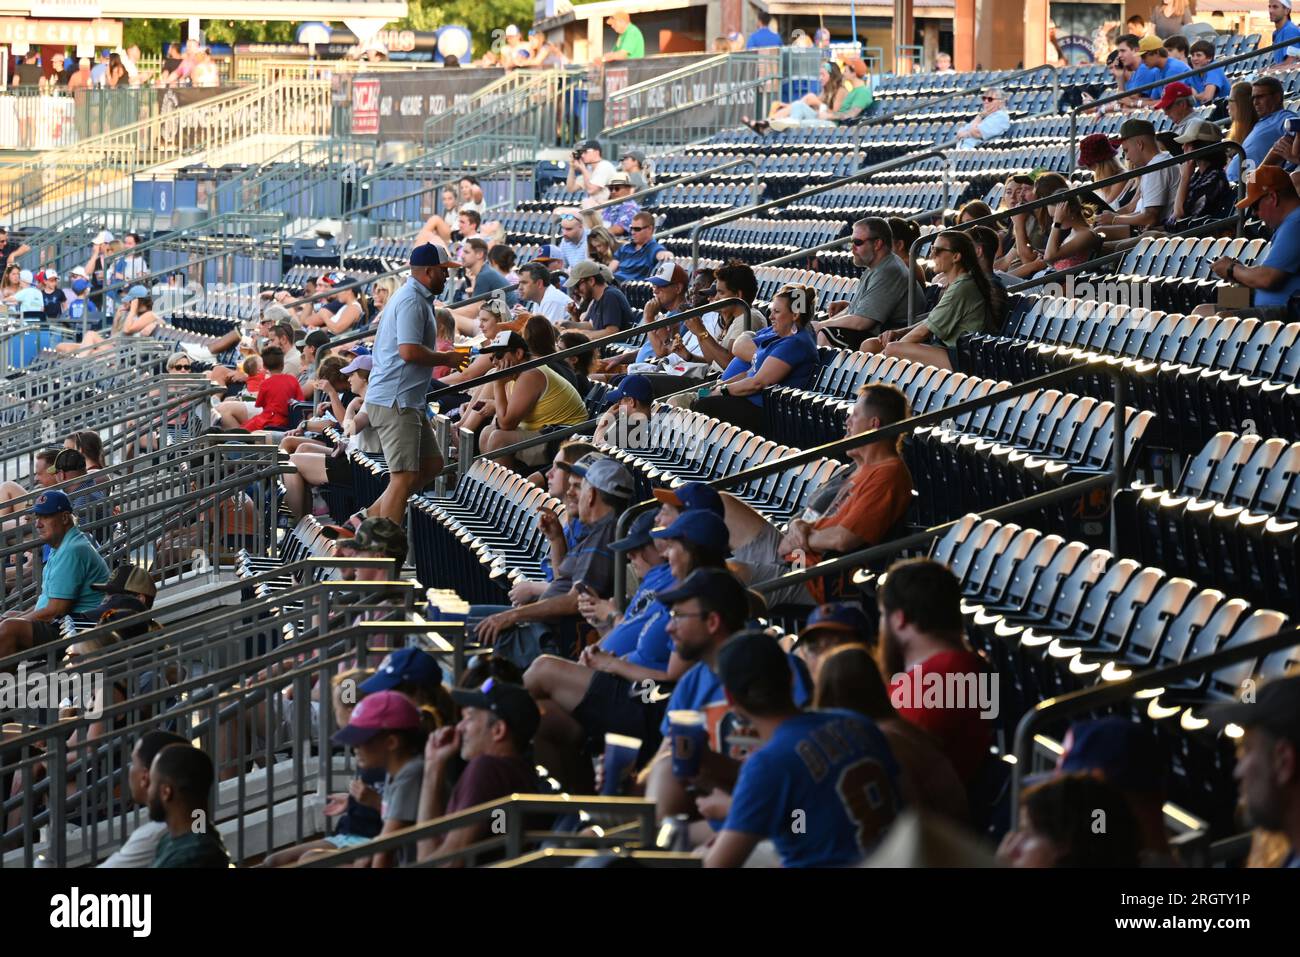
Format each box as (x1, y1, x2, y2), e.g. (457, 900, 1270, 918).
(411, 243, 459, 268)
(651, 481, 724, 516)
(718, 629, 792, 697)
(610, 510, 658, 552)
(32, 490, 73, 515)
(360, 647, 443, 694)
(656, 566, 748, 611)
(532, 244, 565, 264)
(450, 678, 541, 743)
(650, 509, 731, 555)
(605, 374, 652, 407)
(1029, 717, 1165, 793)
(795, 602, 872, 647)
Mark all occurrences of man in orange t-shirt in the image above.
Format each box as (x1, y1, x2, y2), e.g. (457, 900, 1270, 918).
(778, 383, 914, 602)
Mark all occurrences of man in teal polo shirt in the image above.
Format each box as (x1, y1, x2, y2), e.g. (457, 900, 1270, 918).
(0, 490, 109, 656)
(599, 11, 644, 62)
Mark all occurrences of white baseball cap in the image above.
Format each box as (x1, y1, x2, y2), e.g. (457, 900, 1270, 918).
(71, 266, 88, 278)
(93, 229, 114, 244)
(18, 269, 32, 284)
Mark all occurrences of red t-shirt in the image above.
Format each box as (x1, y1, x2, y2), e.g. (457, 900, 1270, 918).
(889, 648, 993, 784)
(242, 372, 303, 431)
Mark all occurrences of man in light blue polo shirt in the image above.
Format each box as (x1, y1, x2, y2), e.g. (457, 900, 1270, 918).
(363, 244, 468, 524)
(0, 491, 108, 656)
(955, 88, 1011, 149)
(1228, 76, 1297, 182)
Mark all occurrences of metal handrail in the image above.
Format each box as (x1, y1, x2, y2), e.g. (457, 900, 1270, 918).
(905, 140, 1247, 323)
(348, 157, 536, 221)
(1004, 212, 1245, 295)
(857, 63, 1061, 132)
(464, 375, 718, 474)
(426, 297, 754, 403)
(758, 206, 945, 268)
(1065, 37, 1295, 170)
(665, 148, 950, 272)
(1010, 624, 1300, 828)
(601, 74, 774, 140)
(611, 359, 1134, 607)
(295, 794, 659, 867)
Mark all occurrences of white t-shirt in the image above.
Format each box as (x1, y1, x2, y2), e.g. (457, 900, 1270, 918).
(98, 820, 167, 868)
(531, 284, 572, 326)
(1135, 152, 1180, 217)
(586, 159, 617, 200)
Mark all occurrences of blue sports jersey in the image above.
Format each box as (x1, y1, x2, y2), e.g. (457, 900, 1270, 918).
(723, 709, 901, 867)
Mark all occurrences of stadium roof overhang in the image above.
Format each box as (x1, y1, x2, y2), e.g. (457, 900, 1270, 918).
(757, 0, 955, 17)
(0, 1, 407, 19)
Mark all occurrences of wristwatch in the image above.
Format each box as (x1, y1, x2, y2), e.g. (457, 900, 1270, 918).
(718, 383, 729, 397)
(1228, 261, 1237, 282)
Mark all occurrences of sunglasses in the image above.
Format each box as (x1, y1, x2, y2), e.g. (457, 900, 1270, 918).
(852, 236, 880, 246)
(173, 363, 192, 370)
(631, 224, 652, 232)
(982, 95, 998, 102)
(932, 246, 955, 254)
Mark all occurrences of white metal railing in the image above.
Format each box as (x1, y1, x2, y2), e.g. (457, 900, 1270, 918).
(0, 77, 332, 221)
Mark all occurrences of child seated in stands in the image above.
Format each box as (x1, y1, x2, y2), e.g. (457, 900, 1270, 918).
(215, 346, 303, 432)
(241, 355, 265, 395)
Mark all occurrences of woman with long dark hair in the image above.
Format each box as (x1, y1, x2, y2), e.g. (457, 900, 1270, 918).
(861, 230, 1001, 370)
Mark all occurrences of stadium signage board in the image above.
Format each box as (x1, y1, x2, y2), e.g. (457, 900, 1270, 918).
(372, 68, 506, 139)
(0, 16, 120, 47)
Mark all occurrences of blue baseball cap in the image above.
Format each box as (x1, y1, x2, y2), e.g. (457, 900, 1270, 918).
(71, 278, 90, 294)
(605, 374, 653, 407)
(531, 243, 565, 264)
(125, 284, 150, 301)
(342, 343, 371, 357)
(796, 602, 871, 646)
(656, 566, 747, 610)
(1030, 718, 1165, 793)
(360, 647, 442, 694)
(32, 490, 74, 516)
(610, 510, 658, 552)
(651, 481, 724, 516)
(650, 508, 731, 555)
(410, 242, 459, 268)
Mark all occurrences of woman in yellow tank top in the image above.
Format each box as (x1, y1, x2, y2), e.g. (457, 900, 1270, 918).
(479, 332, 588, 470)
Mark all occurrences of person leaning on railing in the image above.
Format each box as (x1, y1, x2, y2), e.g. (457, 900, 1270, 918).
(0, 490, 109, 658)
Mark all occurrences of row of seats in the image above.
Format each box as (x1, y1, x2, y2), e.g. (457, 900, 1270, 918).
(873, 64, 1106, 97)
(660, 218, 845, 265)
(1118, 430, 1300, 610)
(929, 511, 1290, 831)
(779, 182, 948, 222)
(956, 290, 1300, 450)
